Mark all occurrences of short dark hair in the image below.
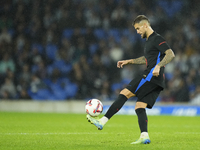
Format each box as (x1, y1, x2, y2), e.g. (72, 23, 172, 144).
(133, 15, 150, 26)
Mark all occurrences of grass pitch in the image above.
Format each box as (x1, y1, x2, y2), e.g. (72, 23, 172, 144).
(0, 112, 200, 150)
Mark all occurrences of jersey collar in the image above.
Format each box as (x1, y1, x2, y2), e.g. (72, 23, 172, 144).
(147, 32, 156, 41)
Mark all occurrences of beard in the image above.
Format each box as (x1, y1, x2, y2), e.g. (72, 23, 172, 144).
(142, 32, 147, 39)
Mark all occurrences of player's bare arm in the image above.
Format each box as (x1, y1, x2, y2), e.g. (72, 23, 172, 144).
(153, 49, 175, 76)
(132, 56, 146, 65)
(117, 56, 146, 68)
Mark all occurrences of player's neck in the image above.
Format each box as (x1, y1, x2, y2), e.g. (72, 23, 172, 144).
(146, 27, 154, 40)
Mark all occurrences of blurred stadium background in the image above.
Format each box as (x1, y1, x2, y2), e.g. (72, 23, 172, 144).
(0, 0, 200, 114)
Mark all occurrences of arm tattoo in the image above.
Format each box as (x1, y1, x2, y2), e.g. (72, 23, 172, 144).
(132, 56, 146, 65)
(157, 49, 175, 67)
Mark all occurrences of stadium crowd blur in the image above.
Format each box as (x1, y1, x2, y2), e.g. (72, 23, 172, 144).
(0, 0, 200, 104)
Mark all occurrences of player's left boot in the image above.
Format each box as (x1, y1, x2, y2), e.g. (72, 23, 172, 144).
(130, 136, 151, 144)
(86, 114, 104, 130)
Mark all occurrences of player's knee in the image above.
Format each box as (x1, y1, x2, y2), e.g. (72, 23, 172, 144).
(120, 88, 135, 99)
(135, 102, 147, 110)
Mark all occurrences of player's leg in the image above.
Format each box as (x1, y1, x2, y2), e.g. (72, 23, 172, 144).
(135, 102, 148, 137)
(101, 88, 135, 123)
(87, 88, 135, 130)
(131, 86, 162, 144)
(131, 102, 150, 144)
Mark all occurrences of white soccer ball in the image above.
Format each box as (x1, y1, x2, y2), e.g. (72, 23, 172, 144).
(85, 99, 103, 117)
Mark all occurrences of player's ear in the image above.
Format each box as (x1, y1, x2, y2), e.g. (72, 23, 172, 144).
(144, 22, 148, 28)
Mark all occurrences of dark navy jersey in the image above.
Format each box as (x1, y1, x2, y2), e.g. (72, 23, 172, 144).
(143, 32, 171, 88)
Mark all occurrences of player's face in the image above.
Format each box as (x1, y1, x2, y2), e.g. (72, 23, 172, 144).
(134, 23, 147, 39)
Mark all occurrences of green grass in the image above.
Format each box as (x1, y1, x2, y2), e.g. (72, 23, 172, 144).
(0, 112, 200, 150)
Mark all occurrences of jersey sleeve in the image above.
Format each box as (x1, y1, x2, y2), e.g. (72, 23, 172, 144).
(154, 36, 171, 53)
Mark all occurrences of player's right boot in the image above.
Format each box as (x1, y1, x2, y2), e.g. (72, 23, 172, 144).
(86, 114, 104, 130)
(130, 136, 151, 144)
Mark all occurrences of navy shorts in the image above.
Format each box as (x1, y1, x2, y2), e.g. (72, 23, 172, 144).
(126, 74, 163, 109)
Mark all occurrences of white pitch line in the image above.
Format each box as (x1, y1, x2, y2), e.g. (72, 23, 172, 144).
(0, 132, 122, 135)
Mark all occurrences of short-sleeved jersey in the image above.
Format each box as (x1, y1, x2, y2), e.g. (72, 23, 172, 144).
(143, 32, 171, 88)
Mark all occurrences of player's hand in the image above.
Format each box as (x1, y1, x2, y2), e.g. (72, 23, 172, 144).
(152, 65, 160, 77)
(117, 60, 129, 68)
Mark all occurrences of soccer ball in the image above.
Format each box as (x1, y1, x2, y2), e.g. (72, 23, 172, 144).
(85, 99, 103, 117)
